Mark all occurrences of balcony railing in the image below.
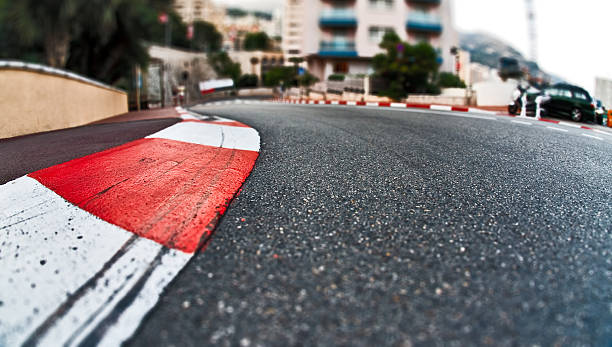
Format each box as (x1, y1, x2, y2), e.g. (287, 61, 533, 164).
(319, 40, 358, 57)
(319, 9, 358, 27)
(406, 12, 442, 33)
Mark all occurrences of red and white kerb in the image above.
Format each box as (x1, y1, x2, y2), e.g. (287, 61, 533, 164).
(0, 109, 259, 346)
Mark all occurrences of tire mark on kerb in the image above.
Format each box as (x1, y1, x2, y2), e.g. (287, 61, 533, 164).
(21, 235, 139, 347)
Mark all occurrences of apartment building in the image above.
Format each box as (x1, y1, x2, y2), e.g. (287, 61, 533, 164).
(282, 0, 458, 81)
(173, 0, 225, 28)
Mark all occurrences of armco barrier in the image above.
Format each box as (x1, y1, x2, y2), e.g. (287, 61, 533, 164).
(0, 61, 128, 139)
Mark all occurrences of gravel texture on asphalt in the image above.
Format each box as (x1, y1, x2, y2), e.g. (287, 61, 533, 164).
(128, 104, 612, 347)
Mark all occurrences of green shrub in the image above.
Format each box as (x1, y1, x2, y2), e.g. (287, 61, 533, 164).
(437, 72, 466, 88)
(328, 74, 345, 81)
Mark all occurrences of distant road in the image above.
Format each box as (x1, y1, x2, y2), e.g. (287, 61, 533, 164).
(127, 103, 612, 346)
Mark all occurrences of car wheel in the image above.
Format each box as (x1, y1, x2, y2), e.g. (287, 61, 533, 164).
(508, 104, 518, 115)
(571, 108, 583, 122)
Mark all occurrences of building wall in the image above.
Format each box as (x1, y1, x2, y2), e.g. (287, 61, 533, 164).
(0, 66, 127, 139)
(228, 51, 285, 79)
(283, 0, 458, 81)
(148, 45, 218, 105)
(173, 0, 225, 27)
(595, 77, 612, 108)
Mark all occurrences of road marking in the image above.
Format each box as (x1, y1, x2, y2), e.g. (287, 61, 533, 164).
(582, 134, 603, 140)
(377, 107, 496, 121)
(593, 129, 612, 137)
(546, 126, 569, 132)
(469, 108, 497, 115)
(511, 120, 532, 125)
(0, 118, 260, 346)
(559, 121, 581, 128)
(390, 102, 405, 108)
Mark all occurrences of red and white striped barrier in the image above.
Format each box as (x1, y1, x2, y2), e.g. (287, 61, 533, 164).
(273, 98, 499, 115)
(0, 107, 259, 346)
(270, 98, 612, 135)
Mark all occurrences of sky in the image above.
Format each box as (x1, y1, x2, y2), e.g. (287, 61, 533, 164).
(215, 0, 612, 95)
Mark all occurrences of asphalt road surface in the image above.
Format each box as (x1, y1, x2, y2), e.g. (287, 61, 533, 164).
(122, 103, 611, 347)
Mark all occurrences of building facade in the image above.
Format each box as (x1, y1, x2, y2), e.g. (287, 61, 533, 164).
(173, 0, 225, 28)
(282, 0, 458, 81)
(595, 77, 612, 108)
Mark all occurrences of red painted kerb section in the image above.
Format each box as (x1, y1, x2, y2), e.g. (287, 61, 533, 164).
(29, 137, 258, 253)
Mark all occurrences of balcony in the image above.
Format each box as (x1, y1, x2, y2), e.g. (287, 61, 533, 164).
(319, 40, 358, 57)
(406, 12, 442, 34)
(406, 0, 440, 5)
(319, 9, 357, 28)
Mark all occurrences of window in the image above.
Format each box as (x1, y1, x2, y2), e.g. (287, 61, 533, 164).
(558, 89, 572, 98)
(369, 0, 393, 10)
(574, 91, 589, 101)
(334, 62, 349, 73)
(368, 26, 394, 43)
(545, 88, 559, 96)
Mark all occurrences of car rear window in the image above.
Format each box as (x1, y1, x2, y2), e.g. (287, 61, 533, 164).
(573, 91, 589, 100)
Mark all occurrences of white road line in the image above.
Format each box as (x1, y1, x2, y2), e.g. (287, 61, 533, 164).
(0, 177, 134, 346)
(0, 176, 194, 347)
(582, 134, 603, 140)
(511, 120, 532, 125)
(366, 102, 379, 107)
(377, 107, 496, 120)
(469, 108, 497, 115)
(390, 102, 406, 108)
(559, 121, 581, 128)
(546, 126, 568, 132)
(593, 129, 612, 137)
(346, 101, 357, 106)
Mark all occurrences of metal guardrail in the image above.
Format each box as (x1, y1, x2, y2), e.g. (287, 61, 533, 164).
(0, 60, 126, 94)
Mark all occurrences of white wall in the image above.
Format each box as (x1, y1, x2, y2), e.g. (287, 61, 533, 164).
(473, 80, 518, 106)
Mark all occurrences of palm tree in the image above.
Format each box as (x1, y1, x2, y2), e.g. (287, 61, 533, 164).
(9, 0, 79, 67)
(250, 57, 260, 75)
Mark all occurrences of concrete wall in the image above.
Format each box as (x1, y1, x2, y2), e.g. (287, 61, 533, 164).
(472, 79, 518, 106)
(0, 63, 127, 139)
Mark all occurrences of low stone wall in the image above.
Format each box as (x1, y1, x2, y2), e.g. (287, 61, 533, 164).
(0, 61, 127, 139)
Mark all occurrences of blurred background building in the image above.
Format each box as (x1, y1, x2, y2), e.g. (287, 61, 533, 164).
(173, 0, 225, 28)
(595, 77, 612, 107)
(282, 0, 459, 81)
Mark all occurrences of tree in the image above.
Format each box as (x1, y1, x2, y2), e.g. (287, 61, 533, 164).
(66, 0, 173, 84)
(149, 10, 190, 49)
(298, 71, 319, 88)
(243, 32, 271, 51)
(236, 74, 258, 88)
(372, 31, 440, 100)
(249, 57, 259, 75)
(263, 67, 295, 87)
(437, 72, 466, 88)
(208, 51, 241, 83)
(192, 21, 222, 52)
(1, 0, 175, 84)
(7, 0, 80, 67)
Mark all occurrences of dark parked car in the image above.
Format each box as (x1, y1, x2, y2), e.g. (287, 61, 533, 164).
(526, 83, 596, 122)
(594, 99, 607, 125)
